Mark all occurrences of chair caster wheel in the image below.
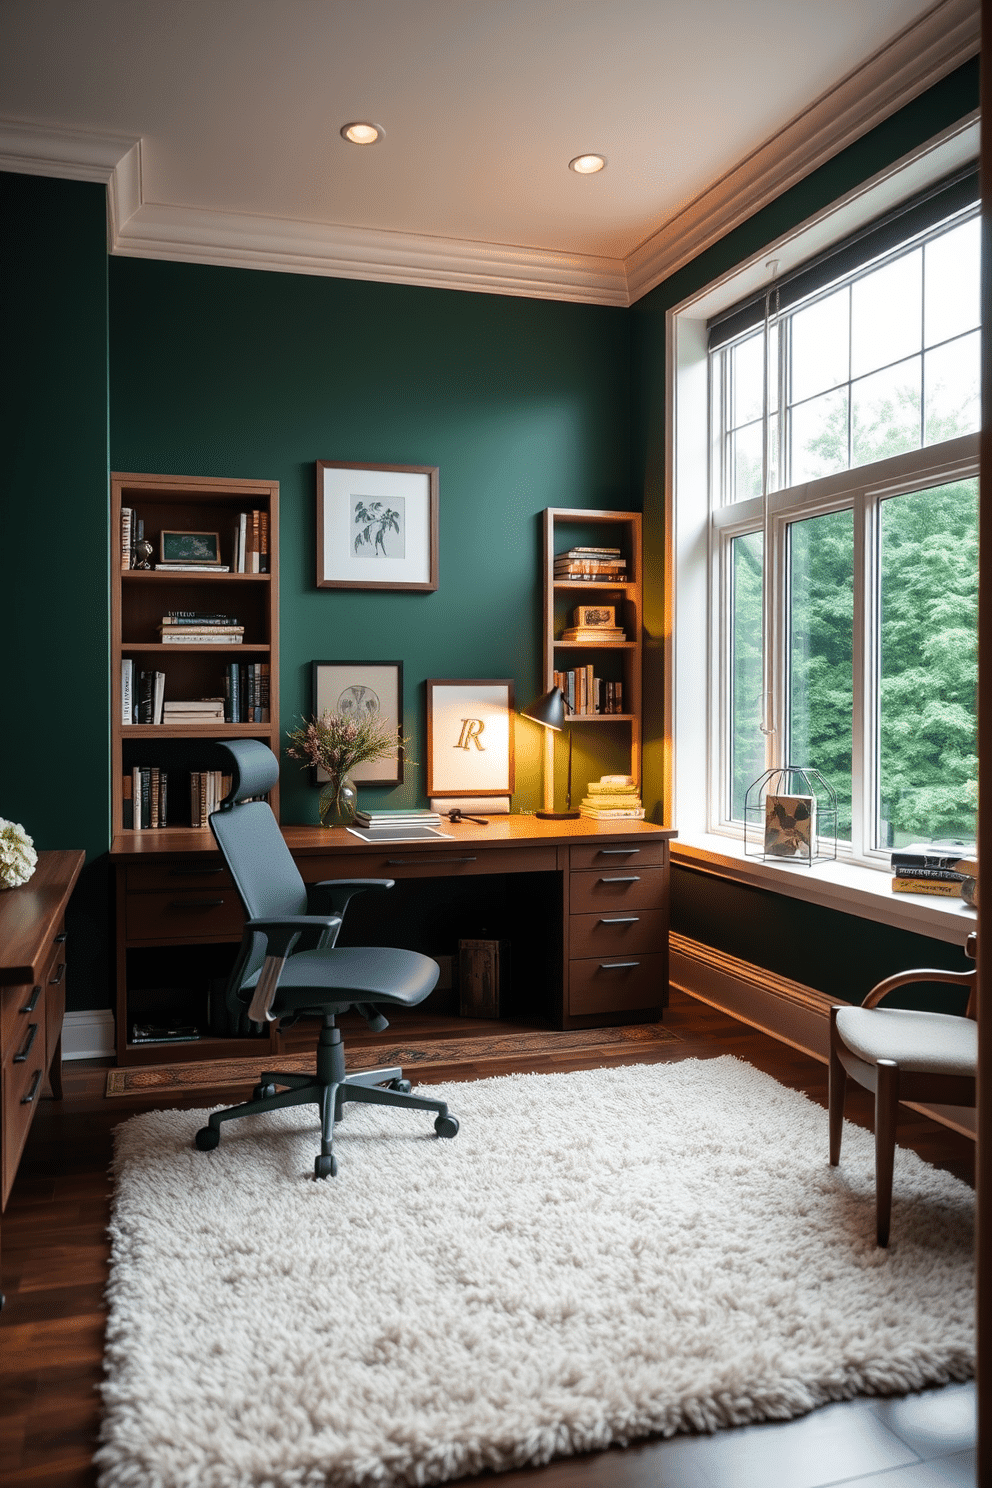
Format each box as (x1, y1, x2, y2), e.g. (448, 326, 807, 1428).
(195, 1126, 220, 1151)
(435, 1114, 459, 1139)
(389, 1078, 412, 1094)
(315, 1153, 338, 1179)
(253, 1083, 276, 1101)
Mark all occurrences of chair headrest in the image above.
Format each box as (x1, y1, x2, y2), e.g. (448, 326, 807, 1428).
(216, 740, 280, 806)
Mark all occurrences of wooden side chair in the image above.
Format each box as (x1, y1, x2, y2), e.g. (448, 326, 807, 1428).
(829, 932, 977, 1246)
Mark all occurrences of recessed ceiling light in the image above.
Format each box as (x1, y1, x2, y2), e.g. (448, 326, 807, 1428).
(569, 154, 606, 174)
(341, 122, 383, 145)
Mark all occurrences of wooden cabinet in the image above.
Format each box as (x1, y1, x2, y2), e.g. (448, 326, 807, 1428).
(542, 508, 642, 797)
(564, 837, 669, 1025)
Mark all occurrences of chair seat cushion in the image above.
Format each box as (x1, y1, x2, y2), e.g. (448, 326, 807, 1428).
(243, 945, 439, 1011)
(835, 1005, 977, 1076)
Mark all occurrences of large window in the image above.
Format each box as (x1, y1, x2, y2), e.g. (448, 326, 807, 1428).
(707, 183, 979, 860)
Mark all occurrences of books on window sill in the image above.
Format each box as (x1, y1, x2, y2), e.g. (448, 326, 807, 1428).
(553, 669, 623, 715)
(888, 841, 975, 897)
(579, 776, 644, 819)
(890, 877, 963, 897)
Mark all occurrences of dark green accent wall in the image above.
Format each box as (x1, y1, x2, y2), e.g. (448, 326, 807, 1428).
(2, 171, 111, 1010)
(631, 59, 980, 1000)
(108, 261, 633, 823)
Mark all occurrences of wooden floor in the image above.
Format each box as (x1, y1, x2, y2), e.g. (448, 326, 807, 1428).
(0, 991, 976, 1488)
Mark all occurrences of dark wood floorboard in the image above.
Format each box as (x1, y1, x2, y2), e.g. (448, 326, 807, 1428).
(0, 990, 975, 1488)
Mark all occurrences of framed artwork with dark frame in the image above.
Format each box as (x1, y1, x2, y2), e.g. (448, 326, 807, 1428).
(316, 461, 439, 591)
(311, 660, 404, 784)
(426, 679, 515, 798)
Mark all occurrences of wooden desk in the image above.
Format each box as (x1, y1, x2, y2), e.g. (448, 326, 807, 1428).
(111, 817, 676, 1065)
(1, 848, 84, 1311)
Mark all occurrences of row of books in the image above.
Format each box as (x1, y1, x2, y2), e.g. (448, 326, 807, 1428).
(553, 668, 624, 715)
(889, 843, 976, 898)
(121, 662, 270, 724)
(224, 662, 271, 723)
(554, 546, 628, 583)
(158, 611, 245, 644)
(579, 776, 645, 820)
(122, 665, 165, 724)
(231, 509, 269, 574)
(123, 768, 233, 829)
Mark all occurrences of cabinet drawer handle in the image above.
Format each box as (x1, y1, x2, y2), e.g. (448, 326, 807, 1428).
(599, 916, 640, 924)
(14, 1022, 39, 1062)
(21, 1069, 43, 1105)
(170, 866, 225, 876)
(21, 984, 42, 1014)
(598, 875, 640, 884)
(54, 931, 68, 942)
(49, 961, 66, 986)
(171, 898, 226, 909)
(599, 961, 640, 970)
(596, 849, 640, 857)
(386, 856, 478, 866)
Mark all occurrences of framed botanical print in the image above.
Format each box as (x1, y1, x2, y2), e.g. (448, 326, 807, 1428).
(316, 461, 438, 591)
(311, 660, 404, 784)
(426, 679, 515, 798)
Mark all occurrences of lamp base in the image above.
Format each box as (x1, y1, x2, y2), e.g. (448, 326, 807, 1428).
(535, 809, 581, 820)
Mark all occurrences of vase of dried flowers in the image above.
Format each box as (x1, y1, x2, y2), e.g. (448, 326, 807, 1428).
(286, 710, 406, 828)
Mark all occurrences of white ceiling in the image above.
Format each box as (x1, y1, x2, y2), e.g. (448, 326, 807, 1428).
(0, 0, 979, 303)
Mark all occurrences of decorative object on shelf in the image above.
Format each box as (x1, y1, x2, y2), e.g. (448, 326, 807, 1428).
(316, 461, 439, 592)
(520, 685, 580, 820)
(286, 709, 406, 828)
(312, 661, 404, 784)
(426, 679, 515, 801)
(131, 518, 153, 570)
(743, 767, 838, 866)
(0, 818, 38, 888)
(159, 529, 222, 565)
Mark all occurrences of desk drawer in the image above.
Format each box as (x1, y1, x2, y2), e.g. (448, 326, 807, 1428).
(297, 845, 558, 882)
(126, 861, 233, 893)
(569, 907, 667, 959)
(3, 1012, 47, 1206)
(570, 841, 668, 871)
(569, 867, 666, 914)
(2, 976, 47, 1052)
(126, 890, 245, 943)
(568, 953, 667, 1017)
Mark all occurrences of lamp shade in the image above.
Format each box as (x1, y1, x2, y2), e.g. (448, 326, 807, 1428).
(521, 686, 566, 731)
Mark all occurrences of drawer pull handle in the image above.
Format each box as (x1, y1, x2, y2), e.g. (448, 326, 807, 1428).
(171, 898, 226, 909)
(14, 1022, 39, 1063)
(600, 961, 640, 970)
(598, 875, 640, 884)
(21, 1069, 43, 1105)
(170, 866, 225, 877)
(54, 931, 68, 942)
(21, 985, 42, 1014)
(596, 849, 639, 857)
(49, 961, 66, 986)
(599, 916, 640, 924)
(386, 856, 478, 866)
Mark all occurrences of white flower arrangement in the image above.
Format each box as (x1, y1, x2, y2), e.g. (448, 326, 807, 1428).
(0, 818, 38, 889)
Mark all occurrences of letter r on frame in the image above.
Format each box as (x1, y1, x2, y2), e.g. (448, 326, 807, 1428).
(454, 718, 486, 751)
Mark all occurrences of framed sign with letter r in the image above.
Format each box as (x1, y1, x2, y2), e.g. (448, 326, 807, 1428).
(426, 680, 515, 798)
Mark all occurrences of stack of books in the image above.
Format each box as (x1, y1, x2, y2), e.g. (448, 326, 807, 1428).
(890, 843, 975, 896)
(579, 775, 645, 819)
(553, 547, 628, 582)
(354, 808, 441, 829)
(162, 698, 226, 725)
(158, 612, 244, 643)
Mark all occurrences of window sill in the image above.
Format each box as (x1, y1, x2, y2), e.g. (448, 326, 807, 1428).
(671, 833, 976, 946)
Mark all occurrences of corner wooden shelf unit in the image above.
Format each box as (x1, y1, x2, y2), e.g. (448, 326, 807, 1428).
(542, 507, 643, 792)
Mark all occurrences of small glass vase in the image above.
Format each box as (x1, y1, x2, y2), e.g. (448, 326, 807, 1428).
(318, 773, 358, 828)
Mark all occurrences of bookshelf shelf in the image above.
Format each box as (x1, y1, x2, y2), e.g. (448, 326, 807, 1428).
(121, 569, 272, 583)
(553, 641, 637, 650)
(121, 643, 272, 653)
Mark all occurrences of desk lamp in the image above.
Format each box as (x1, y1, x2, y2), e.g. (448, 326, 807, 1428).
(521, 686, 580, 820)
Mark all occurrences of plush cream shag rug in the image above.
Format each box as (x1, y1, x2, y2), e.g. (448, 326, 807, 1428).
(97, 1057, 974, 1488)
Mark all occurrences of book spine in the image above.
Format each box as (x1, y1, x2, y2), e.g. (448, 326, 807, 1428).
(259, 510, 269, 573)
(140, 768, 152, 829)
(259, 662, 270, 724)
(122, 772, 134, 829)
(890, 878, 961, 896)
(893, 866, 965, 882)
(150, 767, 160, 829)
(121, 658, 134, 725)
(137, 670, 154, 724)
(159, 770, 168, 828)
(251, 510, 260, 573)
(121, 508, 132, 571)
(153, 671, 165, 725)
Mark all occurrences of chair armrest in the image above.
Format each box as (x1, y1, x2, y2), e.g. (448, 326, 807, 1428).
(862, 967, 977, 1010)
(308, 879, 395, 918)
(245, 914, 342, 957)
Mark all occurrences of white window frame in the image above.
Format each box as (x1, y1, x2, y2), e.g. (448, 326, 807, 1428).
(664, 112, 980, 942)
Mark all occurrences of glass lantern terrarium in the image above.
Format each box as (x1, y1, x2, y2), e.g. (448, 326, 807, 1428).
(744, 767, 838, 866)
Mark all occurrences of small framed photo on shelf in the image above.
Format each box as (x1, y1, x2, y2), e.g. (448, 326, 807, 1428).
(316, 461, 439, 591)
(764, 794, 816, 858)
(159, 530, 223, 565)
(312, 660, 404, 784)
(426, 679, 515, 798)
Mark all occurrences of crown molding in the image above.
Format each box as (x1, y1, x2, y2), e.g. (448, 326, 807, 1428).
(0, 0, 979, 309)
(625, 0, 980, 304)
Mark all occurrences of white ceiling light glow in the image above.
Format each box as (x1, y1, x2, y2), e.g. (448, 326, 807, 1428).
(342, 122, 383, 145)
(569, 154, 606, 174)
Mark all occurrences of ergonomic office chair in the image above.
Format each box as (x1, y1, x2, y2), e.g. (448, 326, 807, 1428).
(829, 931, 976, 1245)
(194, 739, 459, 1177)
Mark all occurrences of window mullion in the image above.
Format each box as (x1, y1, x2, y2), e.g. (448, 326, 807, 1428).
(850, 490, 871, 855)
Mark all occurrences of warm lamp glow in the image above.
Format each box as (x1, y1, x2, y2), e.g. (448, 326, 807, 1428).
(569, 153, 606, 174)
(342, 122, 383, 145)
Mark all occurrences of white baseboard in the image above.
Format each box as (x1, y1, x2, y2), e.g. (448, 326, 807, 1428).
(62, 1009, 115, 1061)
(670, 933, 976, 1141)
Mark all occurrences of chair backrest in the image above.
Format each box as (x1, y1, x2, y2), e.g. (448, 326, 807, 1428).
(209, 740, 308, 923)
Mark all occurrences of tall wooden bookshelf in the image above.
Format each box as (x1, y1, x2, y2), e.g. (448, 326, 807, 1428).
(542, 508, 642, 804)
(110, 472, 280, 840)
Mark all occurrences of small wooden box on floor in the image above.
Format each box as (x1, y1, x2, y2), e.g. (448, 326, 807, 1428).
(459, 939, 507, 1019)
